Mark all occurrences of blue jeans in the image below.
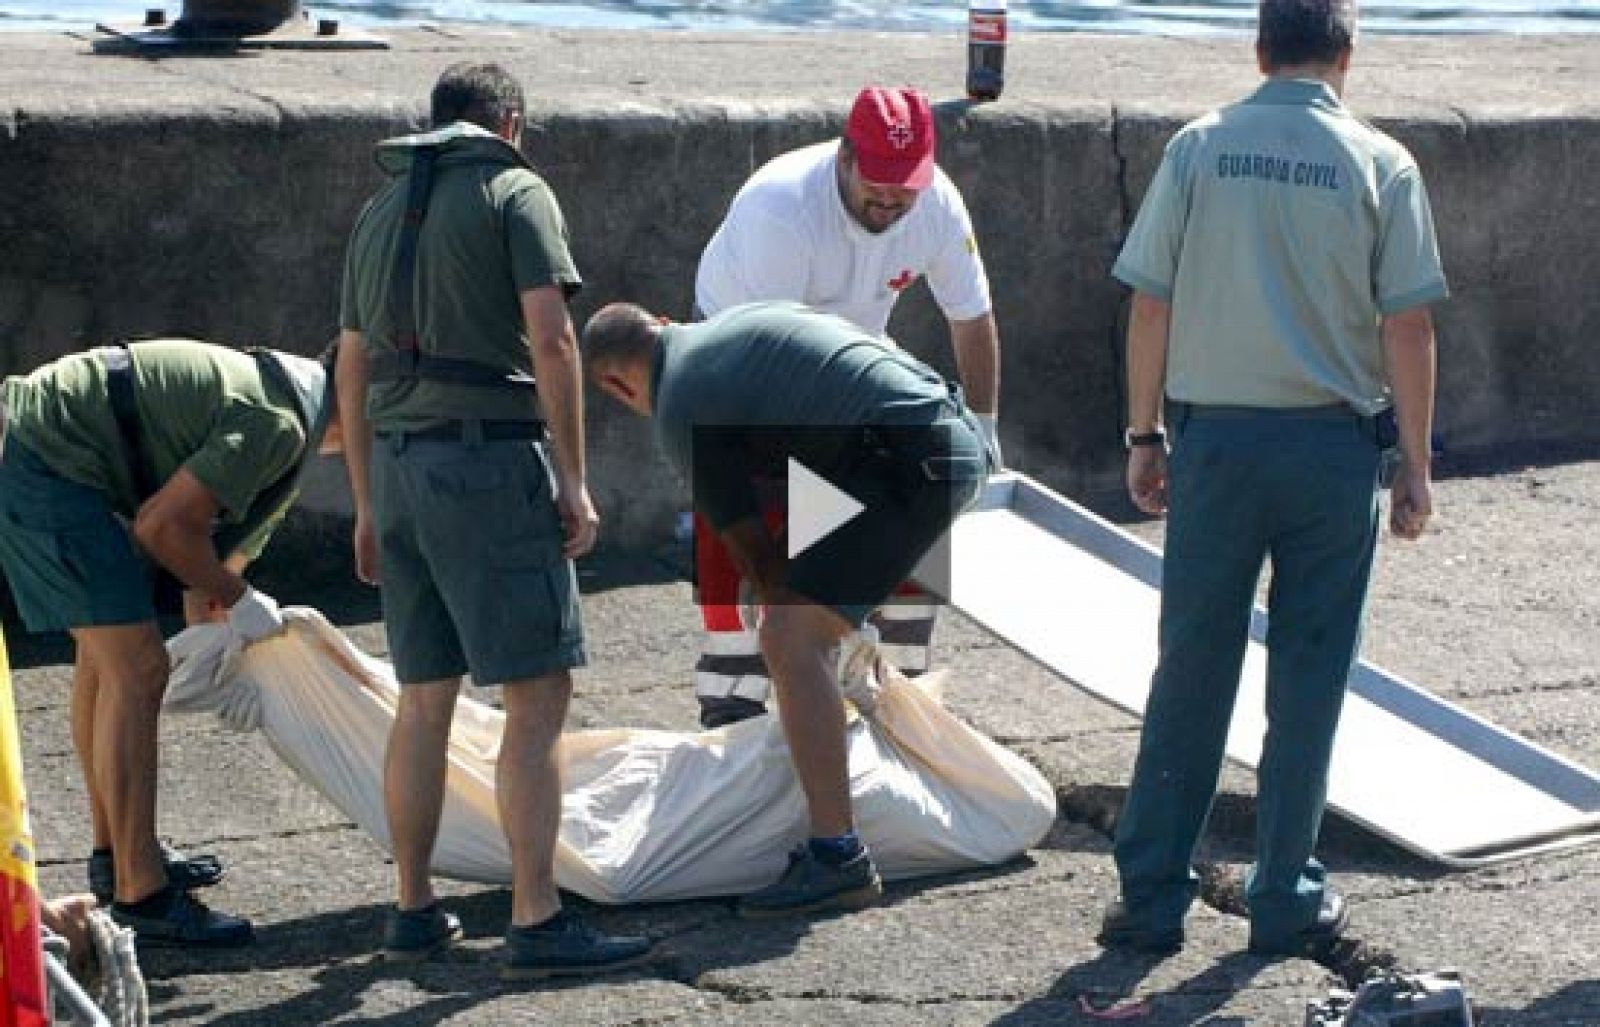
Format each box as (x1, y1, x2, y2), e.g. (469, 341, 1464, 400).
(1112, 406, 1381, 945)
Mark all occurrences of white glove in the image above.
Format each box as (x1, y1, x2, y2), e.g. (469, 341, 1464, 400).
(975, 413, 1003, 469)
(836, 624, 883, 715)
(836, 623, 880, 687)
(228, 585, 285, 643)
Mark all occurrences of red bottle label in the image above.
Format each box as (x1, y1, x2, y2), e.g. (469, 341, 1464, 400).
(969, 10, 1008, 43)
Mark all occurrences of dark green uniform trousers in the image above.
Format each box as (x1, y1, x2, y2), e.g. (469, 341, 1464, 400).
(1112, 406, 1382, 947)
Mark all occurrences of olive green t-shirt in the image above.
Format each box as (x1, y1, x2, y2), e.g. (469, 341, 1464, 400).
(1113, 78, 1449, 414)
(339, 122, 582, 430)
(2, 340, 306, 558)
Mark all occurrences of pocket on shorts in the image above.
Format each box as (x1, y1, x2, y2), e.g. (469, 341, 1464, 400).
(498, 559, 581, 650)
(0, 462, 109, 534)
(423, 446, 563, 561)
(424, 461, 511, 499)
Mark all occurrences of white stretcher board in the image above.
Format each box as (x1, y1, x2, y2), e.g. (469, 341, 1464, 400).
(914, 471, 1600, 867)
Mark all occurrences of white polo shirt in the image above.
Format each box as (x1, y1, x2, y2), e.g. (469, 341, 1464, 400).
(695, 141, 992, 335)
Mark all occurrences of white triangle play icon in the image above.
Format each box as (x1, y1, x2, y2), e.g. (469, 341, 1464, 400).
(787, 457, 865, 559)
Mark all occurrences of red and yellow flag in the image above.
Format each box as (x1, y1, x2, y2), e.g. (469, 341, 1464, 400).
(0, 629, 46, 1027)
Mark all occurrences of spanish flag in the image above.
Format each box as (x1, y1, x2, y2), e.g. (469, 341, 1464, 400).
(0, 630, 46, 1027)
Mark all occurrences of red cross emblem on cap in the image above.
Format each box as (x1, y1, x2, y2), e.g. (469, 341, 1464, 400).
(886, 120, 914, 151)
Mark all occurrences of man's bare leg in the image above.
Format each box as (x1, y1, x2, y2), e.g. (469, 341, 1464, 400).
(69, 651, 111, 851)
(385, 677, 461, 911)
(759, 603, 854, 837)
(496, 671, 571, 928)
(70, 623, 169, 904)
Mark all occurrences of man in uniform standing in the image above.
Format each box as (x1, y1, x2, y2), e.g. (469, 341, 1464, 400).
(0, 338, 342, 945)
(691, 85, 1002, 728)
(582, 300, 993, 917)
(336, 63, 650, 977)
(1098, 0, 1446, 958)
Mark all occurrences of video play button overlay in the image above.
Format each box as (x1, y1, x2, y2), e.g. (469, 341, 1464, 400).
(786, 457, 865, 559)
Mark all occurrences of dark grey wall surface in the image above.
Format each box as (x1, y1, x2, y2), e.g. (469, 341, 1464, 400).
(3, 29, 1598, 547)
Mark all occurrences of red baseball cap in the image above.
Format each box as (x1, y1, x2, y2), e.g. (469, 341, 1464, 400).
(844, 86, 937, 190)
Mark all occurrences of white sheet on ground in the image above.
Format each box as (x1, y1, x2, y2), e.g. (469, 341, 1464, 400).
(163, 609, 1055, 904)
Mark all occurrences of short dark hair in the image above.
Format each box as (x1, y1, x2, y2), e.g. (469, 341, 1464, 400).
(581, 303, 658, 372)
(430, 62, 525, 131)
(1258, 0, 1356, 70)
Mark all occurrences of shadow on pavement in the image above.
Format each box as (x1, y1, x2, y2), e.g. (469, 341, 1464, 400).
(1489, 979, 1600, 1024)
(141, 890, 679, 1025)
(1056, 780, 1445, 885)
(1433, 437, 1600, 479)
(992, 949, 1267, 1026)
(655, 858, 1042, 982)
(152, 958, 492, 1027)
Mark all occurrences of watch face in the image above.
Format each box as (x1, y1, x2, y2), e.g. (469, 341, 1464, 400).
(1125, 430, 1166, 449)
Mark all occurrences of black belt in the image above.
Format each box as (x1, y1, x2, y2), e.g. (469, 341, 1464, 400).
(1175, 401, 1360, 421)
(377, 419, 546, 443)
(1170, 401, 1394, 446)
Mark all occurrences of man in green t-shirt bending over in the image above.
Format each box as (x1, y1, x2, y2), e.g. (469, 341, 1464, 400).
(0, 338, 341, 946)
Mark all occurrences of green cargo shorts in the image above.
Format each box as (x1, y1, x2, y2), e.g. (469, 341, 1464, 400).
(0, 439, 155, 631)
(371, 430, 586, 686)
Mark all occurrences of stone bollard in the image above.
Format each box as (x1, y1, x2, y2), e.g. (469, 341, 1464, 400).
(171, 0, 304, 37)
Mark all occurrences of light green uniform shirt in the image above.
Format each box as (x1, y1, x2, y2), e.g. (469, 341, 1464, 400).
(1113, 78, 1448, 414)
(2, 339, 307, 558)
(339, 122, 582, 431)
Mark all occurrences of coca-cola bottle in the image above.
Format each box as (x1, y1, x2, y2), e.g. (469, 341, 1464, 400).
(966, 0, 1007, 101)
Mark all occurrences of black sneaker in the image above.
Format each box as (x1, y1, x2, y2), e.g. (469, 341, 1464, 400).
(501, 910, 653, 981)
(1248, 890, 1350, 959)
(698, 695, 768, 730)
(110, 886, 253, 947)
(1096, 900, 1184, 955)
(382, 903, 464, 963)
(738, 845, 883, 919)
(89, 841, 226, 906)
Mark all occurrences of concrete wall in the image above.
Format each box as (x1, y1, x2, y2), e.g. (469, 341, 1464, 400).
(4, 32, 1599, 549)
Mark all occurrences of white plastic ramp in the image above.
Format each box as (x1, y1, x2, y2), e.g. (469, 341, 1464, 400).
(919, 471, 1600, 866)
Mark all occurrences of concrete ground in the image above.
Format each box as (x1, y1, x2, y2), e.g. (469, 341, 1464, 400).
(11, 457, 1600, 1025)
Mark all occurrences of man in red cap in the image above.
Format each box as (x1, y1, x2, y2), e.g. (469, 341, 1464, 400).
(691, 85, 1001, 729)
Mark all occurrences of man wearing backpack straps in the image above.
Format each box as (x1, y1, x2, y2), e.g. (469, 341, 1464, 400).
(0, 338, 343, 946)
(336, 62, 650, 978)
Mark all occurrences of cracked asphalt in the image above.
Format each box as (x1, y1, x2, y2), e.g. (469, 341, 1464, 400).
(5, 23, 1600, 1023)
(12, 457, 1600, 1024)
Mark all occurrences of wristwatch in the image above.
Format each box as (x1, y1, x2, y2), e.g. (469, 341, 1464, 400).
(1124, 427, 1167, 450)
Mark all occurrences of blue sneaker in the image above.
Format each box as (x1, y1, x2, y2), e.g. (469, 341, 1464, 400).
(501, 910, 653, 981)
(382, 903, 464, 962)
(111, 886, 253, 948)
(89, 841, 225, 906)
(738, 845, 883, 919)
